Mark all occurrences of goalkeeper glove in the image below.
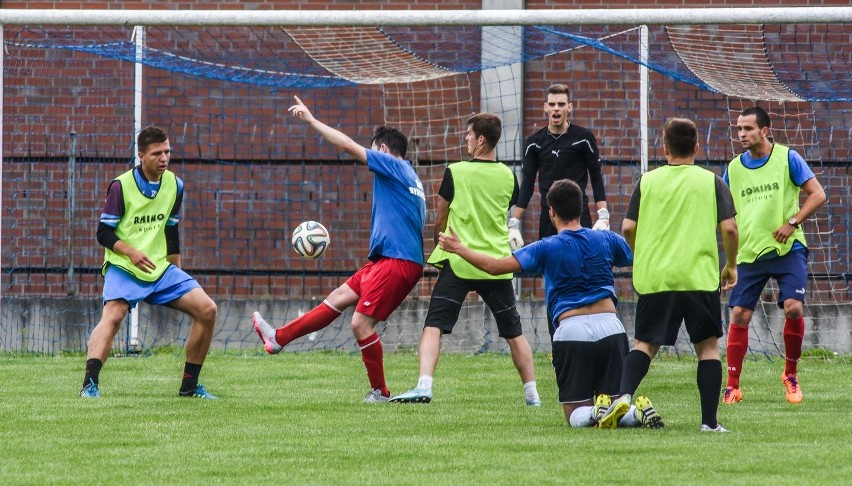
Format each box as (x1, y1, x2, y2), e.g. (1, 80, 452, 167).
(508, 217, 524, 250)
(592, 208, 610, 231)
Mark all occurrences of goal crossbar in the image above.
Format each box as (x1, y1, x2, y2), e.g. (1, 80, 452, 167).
(2, 7, 852, 27)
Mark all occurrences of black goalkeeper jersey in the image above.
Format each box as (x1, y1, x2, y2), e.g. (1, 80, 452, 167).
(517, 124, 606, 211)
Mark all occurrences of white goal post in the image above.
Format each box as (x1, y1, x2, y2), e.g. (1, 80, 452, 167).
(2, 7, 852, 26)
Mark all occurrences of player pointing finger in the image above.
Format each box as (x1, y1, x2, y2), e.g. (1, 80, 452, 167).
(288, 95, 316, 123)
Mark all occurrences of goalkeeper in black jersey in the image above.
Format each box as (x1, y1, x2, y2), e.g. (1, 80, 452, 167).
(508, 84, 608, 250)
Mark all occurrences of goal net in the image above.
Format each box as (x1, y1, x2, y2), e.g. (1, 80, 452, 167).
(1, 12, 850, 358)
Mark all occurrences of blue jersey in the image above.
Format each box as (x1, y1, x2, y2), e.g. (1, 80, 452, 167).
(513, 228, 633, 319)
(366, 149, 426, 265)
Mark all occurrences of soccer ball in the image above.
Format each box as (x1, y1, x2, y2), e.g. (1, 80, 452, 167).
(291, 221, 330, 259)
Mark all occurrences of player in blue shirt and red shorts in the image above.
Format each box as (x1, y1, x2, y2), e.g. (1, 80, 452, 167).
(252, 96, 427, 403)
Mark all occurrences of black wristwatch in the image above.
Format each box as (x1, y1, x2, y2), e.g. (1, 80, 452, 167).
(787, 217, 799, 228)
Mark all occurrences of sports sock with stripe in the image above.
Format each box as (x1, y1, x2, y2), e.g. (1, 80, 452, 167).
(357, 332, 388, 397)
(180, 362, 203, 394)
(725, 324, 749, 389)
(276, 300, 342, 347)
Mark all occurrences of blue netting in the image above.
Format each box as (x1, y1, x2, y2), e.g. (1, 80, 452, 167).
(9, 24, 852, 101)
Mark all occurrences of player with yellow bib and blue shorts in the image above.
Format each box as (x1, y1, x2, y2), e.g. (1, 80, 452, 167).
(80, 125, 218, 399)
(722, 106, 826, 405)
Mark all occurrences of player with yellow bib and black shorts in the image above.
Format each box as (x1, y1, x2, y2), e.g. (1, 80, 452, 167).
(391, 113, 540, 407)
(599, 118, 739, 432)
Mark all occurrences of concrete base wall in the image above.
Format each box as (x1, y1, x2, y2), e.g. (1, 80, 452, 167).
(2, 298, 850, 356)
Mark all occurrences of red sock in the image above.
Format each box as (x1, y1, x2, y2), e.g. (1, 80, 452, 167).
(357, 332, 388, 397)
(783, 316, 805, 376)
(275, 301, 342, 347)
(725, 325, 749, 389)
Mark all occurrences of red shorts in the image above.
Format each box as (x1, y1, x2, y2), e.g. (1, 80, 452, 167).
(345, 258, 423, 321)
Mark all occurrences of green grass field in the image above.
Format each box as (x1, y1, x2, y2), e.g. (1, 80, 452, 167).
(1, 351, 849, 484)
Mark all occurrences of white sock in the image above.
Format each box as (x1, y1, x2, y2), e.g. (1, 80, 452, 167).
(618, 405, 641, 427)
(416, 375, 433, 391)
(569, 406, 596, 427)
(523, 381, 540, 402)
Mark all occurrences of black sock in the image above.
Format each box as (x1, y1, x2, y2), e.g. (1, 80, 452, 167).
(697, 359, 722, 428)
(83, 358, 103, 388)
(179, 362, 203, 394)
(620, 350, 652, 396)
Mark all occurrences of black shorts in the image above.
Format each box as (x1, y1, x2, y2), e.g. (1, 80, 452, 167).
(552, 313, 628, 403)
(424, 264, 522, 339)
(635, 290, 723, 345)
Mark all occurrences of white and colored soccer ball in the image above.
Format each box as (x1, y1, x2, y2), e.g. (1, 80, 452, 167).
(291, 221, 330, 259)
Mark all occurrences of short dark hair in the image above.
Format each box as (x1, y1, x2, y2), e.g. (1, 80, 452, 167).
(546, 84, 571, 99)
(741, 106, 771, 129)
(663, 118, 698, 158)
(371, 126, 408, 159)
(546, 179, 583, 222)
(466, 113, 502, 149)
(137, 125, 168, 154)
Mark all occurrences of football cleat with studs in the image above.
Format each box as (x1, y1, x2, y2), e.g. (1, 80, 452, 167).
(700, 423, 730, 433)
(79, 378, 101, 398)
(634, 395, 665, 429)
(364, 388, 391, 403)
(723, 386, 743, 404)
(179, 384, 217, 400)
(389, 388, 433, 404)
(781, 374, 803, 404)
(593, 394, 611, 424)
(252, 311, 283, 354)
(598, 393, 631, 429)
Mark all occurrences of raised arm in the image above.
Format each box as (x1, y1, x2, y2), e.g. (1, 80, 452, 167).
(438, 227, 522, 275)
(289, 95, 367, 164)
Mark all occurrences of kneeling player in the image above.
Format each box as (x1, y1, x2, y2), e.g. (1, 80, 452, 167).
(437, 179, 662, 428)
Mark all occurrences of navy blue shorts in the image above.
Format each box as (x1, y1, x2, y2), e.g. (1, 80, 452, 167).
(728, 249, 808, 310)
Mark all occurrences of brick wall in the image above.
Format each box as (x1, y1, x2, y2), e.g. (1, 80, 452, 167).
(2, 0, 850, 301)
